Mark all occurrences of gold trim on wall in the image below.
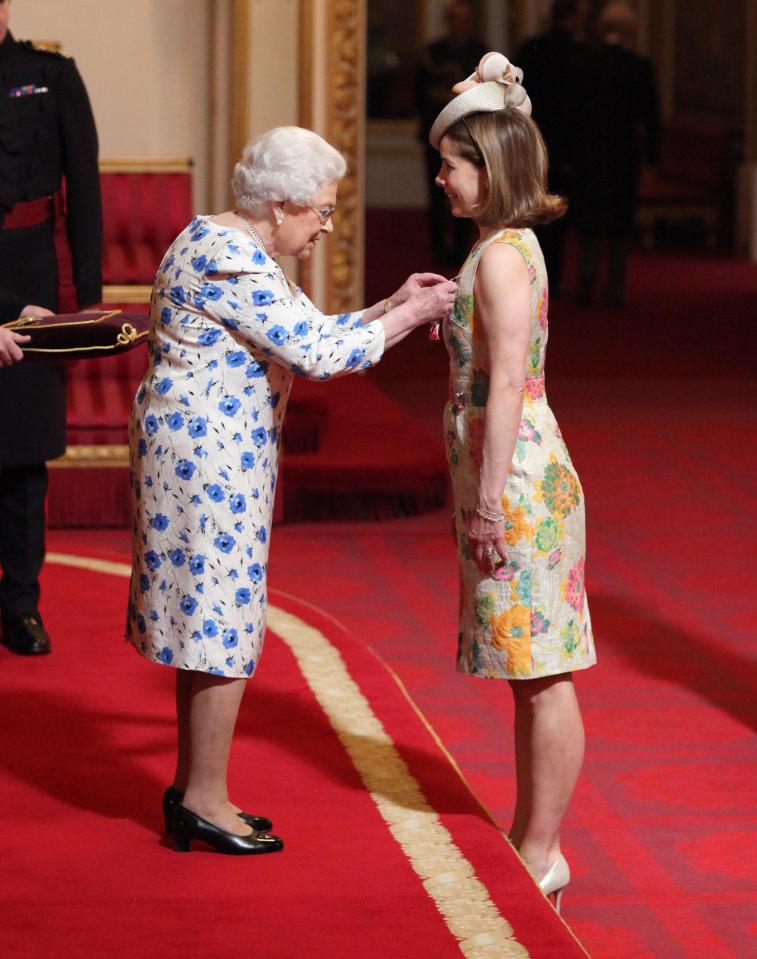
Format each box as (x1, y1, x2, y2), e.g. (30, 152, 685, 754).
(230, 0, 251, 169)
(298, 0, 315, 296)
(299, 0, 315, 132)
(99, 158, 193, 174)
(48, 445, 130, 469)
(325, 0, 366, 313)
(101, 285, 151, 304)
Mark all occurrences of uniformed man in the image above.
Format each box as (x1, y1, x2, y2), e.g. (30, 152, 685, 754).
(0, 0, 102, 655)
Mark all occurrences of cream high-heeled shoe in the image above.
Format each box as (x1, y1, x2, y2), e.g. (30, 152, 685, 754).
(539, 854, 571, 914)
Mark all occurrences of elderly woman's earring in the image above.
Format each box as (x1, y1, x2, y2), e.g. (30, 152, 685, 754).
(274, 209, 284, 227)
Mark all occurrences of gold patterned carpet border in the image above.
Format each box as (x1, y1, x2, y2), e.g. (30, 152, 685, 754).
(45, 551, 529, 958)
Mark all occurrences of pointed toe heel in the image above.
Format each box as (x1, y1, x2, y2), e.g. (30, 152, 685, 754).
(538, 854, 570, 915)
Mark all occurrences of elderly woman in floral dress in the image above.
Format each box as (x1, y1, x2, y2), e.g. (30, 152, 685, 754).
(126, 126, 456, 855)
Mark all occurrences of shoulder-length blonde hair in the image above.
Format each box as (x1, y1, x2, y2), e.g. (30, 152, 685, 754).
(444, 109, 566, 227)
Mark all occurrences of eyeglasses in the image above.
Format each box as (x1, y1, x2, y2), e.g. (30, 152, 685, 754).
(309, 205, 337, 224)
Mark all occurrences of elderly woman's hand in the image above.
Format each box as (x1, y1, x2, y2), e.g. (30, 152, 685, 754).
(389, 272, 452, 308)
(0, 327, 31, 366)
(405, 279, 457, 325)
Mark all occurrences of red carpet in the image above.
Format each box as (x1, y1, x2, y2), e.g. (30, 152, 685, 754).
(0, 552, 586, 959)
(7, 222, 756, 957)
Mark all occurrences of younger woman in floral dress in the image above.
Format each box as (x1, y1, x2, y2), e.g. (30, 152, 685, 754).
(429, 53, 596, 911)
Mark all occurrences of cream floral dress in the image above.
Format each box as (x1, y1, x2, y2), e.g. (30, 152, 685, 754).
(444, 228, 596, 679)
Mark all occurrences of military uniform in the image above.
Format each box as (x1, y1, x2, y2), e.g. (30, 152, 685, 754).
(0, 30, 102, 650)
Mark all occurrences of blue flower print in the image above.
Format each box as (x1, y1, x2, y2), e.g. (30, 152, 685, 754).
(180, 595, 197, 615)
(214, 532, 236, 554)
(138, 438, 148, 457)
(175, 459, 196, 480)
(188, 416, 207, 438)
(246, 360, 268, 378)
(206, 484, 225, 503)
(198, 328, 222, 346)
(336, 312, 351, 326)
(129, 216, 385, 679)
(200, 282, 223, 301)
(346, 348, 365, 368)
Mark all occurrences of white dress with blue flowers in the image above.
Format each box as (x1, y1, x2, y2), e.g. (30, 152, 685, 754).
(126, 216, 385, 677)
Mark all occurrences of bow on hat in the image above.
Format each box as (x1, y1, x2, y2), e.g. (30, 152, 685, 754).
(428, 51, 532, 148)
(452, 52, 530, 112)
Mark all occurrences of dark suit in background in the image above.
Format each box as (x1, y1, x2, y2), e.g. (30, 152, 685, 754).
(416, 27, 486, 267)
(0, 29, 102, 652)
(518, 24, 585, 297)
(572, 41, 660, 305)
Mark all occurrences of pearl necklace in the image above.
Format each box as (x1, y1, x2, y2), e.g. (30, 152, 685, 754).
(234, 209, 270, 254)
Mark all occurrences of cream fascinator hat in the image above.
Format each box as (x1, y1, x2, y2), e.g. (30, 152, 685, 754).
(428, 52, 532, 149)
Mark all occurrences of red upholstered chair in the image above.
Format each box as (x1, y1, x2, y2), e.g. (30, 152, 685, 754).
(49, 159, 194, 526)
(637, 116, 734, 251)
(100, 158, 194, 285)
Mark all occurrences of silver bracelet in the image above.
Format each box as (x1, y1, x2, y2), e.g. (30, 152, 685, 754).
(476, 504, 505, 522)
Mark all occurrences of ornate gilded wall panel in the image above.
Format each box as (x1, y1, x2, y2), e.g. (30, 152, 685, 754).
(325, 0, 366, 313)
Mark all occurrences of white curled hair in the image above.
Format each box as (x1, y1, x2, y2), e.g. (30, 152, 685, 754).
(231, 126, 347, 215)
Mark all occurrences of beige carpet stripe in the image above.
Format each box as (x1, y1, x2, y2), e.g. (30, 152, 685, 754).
(267, 606, 529, 959)
(46, 552, 529, 958)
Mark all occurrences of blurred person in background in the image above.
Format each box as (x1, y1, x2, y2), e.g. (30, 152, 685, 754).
(416, 1, 486, 268)
(571, 0, 659, 307)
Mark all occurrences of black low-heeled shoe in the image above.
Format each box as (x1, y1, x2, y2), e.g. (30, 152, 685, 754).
(162, 786, 273, 834)
(172, 803, 284, 855)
